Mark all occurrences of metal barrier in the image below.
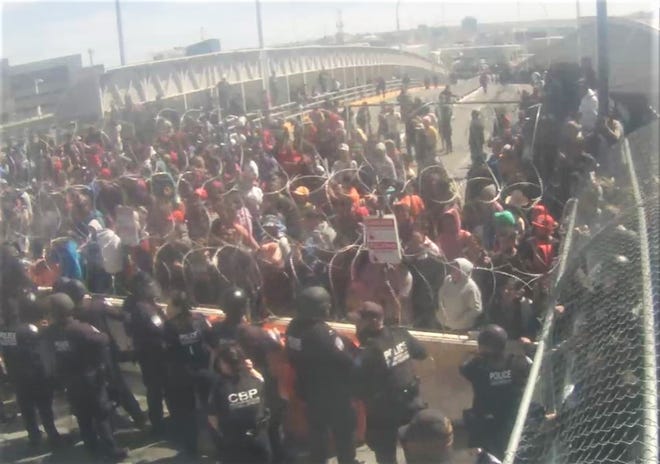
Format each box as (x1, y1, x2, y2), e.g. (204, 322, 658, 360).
(503, 121, 659, 464)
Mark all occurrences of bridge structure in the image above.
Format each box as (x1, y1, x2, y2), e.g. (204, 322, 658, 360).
(51, 45, 440, 126)
(530, 16, 659, 119)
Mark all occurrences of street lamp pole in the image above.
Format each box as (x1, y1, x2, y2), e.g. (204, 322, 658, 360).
(256, 0, 270, 107)
(115, 0, 126, 66)
(596, 0, 609, 120)
(396, 0, 402, 50)
(256, 0, 264, 49)
(34, 78, 43, 117)
(576, 0, 582, 62)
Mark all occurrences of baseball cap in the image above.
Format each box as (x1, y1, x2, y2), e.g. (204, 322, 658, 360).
(493, 210, 516, 228)
(375, 142, 386, 152)
(398, 409, 453, 443)
(293, 186, 310, 197)
(338, 143, 349, 152)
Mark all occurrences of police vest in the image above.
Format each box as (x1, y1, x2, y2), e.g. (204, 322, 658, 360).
(469, 355, 521, 418)
(367, 327, 417, 392)
(210, 322, 240, 348)
(166, 315, 209, 369)
(0, 329, 17, 348)
(0, 327, 19, 376)
(215, 371, 267, 437)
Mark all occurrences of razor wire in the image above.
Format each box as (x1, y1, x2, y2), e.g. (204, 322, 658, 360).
(1, 78, 550, 327)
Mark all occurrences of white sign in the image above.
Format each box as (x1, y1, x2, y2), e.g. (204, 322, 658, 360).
(364, 215, 402, 264)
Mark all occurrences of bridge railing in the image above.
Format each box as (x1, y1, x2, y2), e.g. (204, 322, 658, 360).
(100, 45, 438, 112)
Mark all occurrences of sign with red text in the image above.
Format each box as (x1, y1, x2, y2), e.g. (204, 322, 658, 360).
(364, 215, 402, 264)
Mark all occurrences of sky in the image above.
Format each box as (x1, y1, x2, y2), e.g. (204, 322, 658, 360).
(1, 0, 657, 68)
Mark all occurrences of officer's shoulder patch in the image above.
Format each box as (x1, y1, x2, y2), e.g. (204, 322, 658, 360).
(334, 336, 344, 351)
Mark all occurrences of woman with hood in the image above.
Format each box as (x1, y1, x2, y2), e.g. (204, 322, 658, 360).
(437, 258, 483, 331)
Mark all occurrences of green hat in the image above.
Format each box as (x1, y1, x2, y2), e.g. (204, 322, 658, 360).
(494, 210, 516, 228)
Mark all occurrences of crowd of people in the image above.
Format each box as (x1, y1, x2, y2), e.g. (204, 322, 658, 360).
(0, 58, 634, 463)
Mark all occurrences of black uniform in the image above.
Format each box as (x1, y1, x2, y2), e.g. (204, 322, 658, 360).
(123, 295, 169, 431)
(460, 353, 531, 457)
(0, 321, 61, 444)
(163, 311, 211, 453)
(209, 320, 286, 462)
(355, 326, 427, 464)
(77, 296, 145, 425)
(405, 252, 446, 330)
(286, 317, 357, 464)
(208, 368, 271, 463)
(46, 316, 123, 458)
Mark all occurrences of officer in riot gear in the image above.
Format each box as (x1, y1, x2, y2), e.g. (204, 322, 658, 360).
(209, 286, 286, 463)
(460, 324, 531, 458)
(56, 277, 146, 427)
(208, 343, 271, 463)
(122, 271, 169, 434)
(45, 293, 127, 460)
(209, 286, 252, 347)
(163, 290, 212, 454)
(0, 292, 65, 448)
(285, 286, 358, 464)
(354, 301, 428, 464)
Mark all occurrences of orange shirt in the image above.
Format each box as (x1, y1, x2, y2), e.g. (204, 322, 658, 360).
(397, 194, 425, 219)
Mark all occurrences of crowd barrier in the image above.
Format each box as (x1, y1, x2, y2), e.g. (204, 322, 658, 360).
(92, 294, 482, 441)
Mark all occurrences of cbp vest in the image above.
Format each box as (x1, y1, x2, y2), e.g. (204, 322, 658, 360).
(220, 371, 267, 438)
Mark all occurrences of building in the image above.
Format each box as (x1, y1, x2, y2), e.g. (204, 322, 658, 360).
(153, 38, 221, 61)
(0, 54, 86, 123)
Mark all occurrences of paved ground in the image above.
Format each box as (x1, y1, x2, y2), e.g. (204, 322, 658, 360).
(0, 81, 527, 464)
(356, 77, 526, 186)
(396, 79, 526, 183)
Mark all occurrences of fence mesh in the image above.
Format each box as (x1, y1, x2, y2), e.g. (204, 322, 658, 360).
(505, 121, 659, 464)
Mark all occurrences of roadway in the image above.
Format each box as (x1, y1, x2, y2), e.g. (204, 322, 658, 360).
(0, 80, 528, 464)
(389, 78, 527, 185)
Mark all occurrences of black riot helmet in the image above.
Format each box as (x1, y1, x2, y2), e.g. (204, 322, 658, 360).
(49, 293, 75, 322)
(477, 324, 508, 356)
(62, 279, 89, 306)
(128, 271, 161, 301)
(169, 290, 193, 317)
(297, 286, 332, 320)
(52, 277, 71, 295)
(221, 286, 249, 322)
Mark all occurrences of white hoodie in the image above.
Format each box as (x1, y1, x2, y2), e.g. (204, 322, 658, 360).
(437, 258, 482, 330)
(89, 220, 123, 275)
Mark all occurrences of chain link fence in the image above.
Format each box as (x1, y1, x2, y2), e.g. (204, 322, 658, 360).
(504, 121, 659, 464)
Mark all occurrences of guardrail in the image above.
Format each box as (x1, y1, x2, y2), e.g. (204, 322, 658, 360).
(502, 122, 659, 464)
